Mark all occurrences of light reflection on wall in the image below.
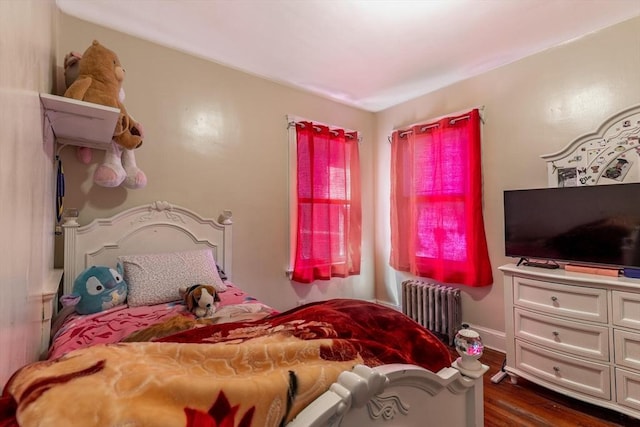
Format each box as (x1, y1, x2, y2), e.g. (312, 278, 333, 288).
(544, 83, 614, 125)
(183, 109, 224, 155)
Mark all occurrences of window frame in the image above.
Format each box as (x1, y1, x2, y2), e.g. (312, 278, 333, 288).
(287, 115, 361, 283)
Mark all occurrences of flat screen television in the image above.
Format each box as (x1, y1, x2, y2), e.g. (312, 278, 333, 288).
(503, 183, 640, 270)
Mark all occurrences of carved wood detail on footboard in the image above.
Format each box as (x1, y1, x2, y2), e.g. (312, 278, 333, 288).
(288, 363, 487, 427)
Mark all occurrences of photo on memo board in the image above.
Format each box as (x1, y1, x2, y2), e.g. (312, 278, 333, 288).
(557, 167, 577, 187)
(603, 157, 631, 181)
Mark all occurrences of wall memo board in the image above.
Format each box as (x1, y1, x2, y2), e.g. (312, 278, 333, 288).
(541, 104, 640, 187)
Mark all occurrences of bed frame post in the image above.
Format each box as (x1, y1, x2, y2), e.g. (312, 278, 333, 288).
(62, 214, 80, 295)
(451, 359, 488, 426)
(218, 211, 233, 280)
(467, 370, 486, 426)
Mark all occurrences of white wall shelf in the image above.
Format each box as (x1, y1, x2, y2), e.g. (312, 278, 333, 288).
(40, 93, 119, 150)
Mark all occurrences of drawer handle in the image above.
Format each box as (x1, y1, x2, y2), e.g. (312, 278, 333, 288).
(551, 296, 558, 302)
(553, 366, 560, 373)
(552, 331, 559, 337)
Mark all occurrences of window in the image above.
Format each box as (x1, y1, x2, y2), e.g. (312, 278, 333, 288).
(390, 109, 492, 286)
(289, 119, 361, 283)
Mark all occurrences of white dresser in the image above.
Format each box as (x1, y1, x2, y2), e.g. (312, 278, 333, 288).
(500, 264, 640, 419)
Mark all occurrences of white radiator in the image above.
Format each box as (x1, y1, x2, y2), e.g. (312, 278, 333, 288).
(401, 280, 461, 346)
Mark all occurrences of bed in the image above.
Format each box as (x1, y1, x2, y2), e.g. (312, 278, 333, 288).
(0, 201, 488, 427)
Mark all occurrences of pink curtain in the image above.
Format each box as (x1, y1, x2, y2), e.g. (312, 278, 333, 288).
(293, 122, 362, 283)
(390, 109, 492, 287)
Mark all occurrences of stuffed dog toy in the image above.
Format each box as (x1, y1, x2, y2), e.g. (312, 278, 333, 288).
(179, 284, 220, 318)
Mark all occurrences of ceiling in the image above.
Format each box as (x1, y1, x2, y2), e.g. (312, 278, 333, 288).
(56, 0, 640, 112)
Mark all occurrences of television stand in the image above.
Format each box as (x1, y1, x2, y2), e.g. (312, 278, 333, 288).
(517, 258, 560, 269)
(499, 263, 640, 420)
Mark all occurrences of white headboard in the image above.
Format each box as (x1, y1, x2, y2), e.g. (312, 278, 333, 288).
(62, 201, 232, 296)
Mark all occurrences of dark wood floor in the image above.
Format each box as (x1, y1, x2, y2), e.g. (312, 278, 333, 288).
(469, 347, 637, 427)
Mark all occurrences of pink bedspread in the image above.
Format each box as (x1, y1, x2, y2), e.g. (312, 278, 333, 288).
(48, 283, 276, 359)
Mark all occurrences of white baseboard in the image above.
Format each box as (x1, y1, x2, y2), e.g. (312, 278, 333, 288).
(375, 300, 401, 311)
(465, 323, 506, 354)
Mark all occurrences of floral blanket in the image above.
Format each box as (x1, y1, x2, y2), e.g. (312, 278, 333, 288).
(0, 299, 452, 427)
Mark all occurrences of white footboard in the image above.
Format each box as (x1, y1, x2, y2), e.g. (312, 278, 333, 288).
(288, 362, 487, 427)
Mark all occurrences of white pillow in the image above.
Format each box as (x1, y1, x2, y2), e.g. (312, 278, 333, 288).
(118, 248, 227, 307)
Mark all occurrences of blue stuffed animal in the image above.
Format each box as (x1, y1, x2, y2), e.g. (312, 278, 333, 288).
(65, 266, 128, 314)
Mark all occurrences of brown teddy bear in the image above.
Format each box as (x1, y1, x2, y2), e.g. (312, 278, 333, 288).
(64, 40, 142, 150)
(63, 49, 147, 188)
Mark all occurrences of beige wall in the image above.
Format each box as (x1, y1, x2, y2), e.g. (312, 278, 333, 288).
(0, 0, 57, 384)
(0, 3, 636, 387)
(56, 14, 376, 311)
(375, 16, 640, 347)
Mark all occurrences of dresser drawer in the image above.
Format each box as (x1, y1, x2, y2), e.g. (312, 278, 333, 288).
(612, 291, 640, 329)
(515, 340, 611, 399)
(515, 308, 609, 361)
(513, 277, 607, 322)
(615, 368, 640, 411)
(614, 329, 640, 370)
